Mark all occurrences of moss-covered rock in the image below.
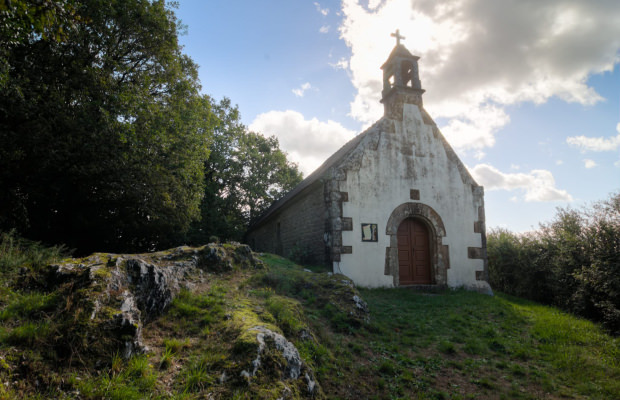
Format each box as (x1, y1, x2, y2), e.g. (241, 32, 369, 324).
(19, 243, 264, 363)
(228, 304, 324, 399)
(199, 242, 264, 272)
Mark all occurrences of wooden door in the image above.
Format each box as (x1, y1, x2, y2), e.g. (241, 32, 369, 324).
(397, 218, 431, 285)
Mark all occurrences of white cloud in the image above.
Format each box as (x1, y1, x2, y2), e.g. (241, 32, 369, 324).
(556, 160, 564, 165)
(470, 163, 572, 202)
(292, 82, 312, 97)
(584, 159, 597, 169)
(249, 110, 356, 177)
(566, 123, 620, 151)
(319, 25, 330, 34)
(314, 2, 329, 16)
(367, 0, 383, 10)
(337, 0, 620, 150)
(439, 105, 509, 151)
(329, 57, 349, 70)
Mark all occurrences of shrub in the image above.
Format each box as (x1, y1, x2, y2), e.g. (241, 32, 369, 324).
(487, 228, 551, 303)
(572, 195, 620, 333)
(487, 192, 620, 334)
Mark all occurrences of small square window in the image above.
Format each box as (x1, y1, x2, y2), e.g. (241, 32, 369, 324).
(361, 223, 378, 242)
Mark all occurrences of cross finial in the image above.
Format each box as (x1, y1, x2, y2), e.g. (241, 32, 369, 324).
(391, 29, 405, 46)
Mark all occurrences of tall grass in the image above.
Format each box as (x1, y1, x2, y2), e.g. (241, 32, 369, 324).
(0, 230, 68, 273)
(0, 232, 69, 349)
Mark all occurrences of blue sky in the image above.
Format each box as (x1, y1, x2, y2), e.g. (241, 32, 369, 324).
(175, 0, 620, 232)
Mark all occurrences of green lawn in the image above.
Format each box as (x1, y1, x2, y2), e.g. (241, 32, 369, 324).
(351, 289, 619, 399)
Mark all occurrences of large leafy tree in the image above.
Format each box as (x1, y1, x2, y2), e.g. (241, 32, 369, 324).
(0, 0, 212, 253)
(0, 0, 81, 87)
(187, 99, 303, 244)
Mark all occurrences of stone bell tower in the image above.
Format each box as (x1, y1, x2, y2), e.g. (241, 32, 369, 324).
(380, 29, 425, 119)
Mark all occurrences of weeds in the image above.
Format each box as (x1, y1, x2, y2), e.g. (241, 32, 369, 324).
(0, 230, 68, 273)
(437, 340, 456, 355)
(159, 347, 174, 370)
(0, 292, 59, 321)
(2, 321, 51, 346)
(163, 337, 191, 354)
(70, 354, 157, 399)
(182, 360, 213, 393)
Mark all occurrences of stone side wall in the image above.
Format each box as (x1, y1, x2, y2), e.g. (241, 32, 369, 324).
(323, 120, 385, 265)
(247, 181, 328, 266)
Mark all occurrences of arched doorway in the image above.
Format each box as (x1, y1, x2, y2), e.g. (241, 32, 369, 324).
(385, 202, 449, 287)
(397, 218, 432, 284)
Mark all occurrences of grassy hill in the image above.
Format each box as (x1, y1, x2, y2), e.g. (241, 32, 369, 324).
(0, 236, 618, 399)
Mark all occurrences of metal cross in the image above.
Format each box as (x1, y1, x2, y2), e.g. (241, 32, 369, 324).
(391, 29, 405, 45)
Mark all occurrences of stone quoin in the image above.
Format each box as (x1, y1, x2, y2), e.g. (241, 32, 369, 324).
(246, 32, 491, 294)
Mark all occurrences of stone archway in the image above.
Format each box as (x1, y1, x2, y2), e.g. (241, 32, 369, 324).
(385, 202, 449, 287)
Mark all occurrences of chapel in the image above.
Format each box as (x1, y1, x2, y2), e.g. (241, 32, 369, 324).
(246, 32, 491, 293)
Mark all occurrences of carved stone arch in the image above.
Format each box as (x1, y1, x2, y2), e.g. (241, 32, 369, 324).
(384, 202, 449, 287)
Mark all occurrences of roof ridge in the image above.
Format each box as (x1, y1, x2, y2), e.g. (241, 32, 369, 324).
(248, 118, 387, 229)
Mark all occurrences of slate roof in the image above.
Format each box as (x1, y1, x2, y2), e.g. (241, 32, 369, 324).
(248, 118, 386, 229)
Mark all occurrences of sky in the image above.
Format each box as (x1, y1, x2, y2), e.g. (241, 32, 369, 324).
(174, 0, 620, 232)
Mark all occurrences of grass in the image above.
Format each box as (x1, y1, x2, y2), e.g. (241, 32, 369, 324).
(72, 354, 158, 399)
(182, 360, 213, 393)
(164, 337, 191, 354)
(0, 235, 618, 399)
(349, 288, 620, 399)
(0, 230, 67, 273)
(0, 292, 59, 321)
(163, 286, 227, 335)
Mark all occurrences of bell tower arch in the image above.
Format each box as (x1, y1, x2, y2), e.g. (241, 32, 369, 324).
(380, 29, 426, 118)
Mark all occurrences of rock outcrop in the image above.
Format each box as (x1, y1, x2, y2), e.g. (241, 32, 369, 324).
(24, 244, 372, 399)
(45, 243, 263, 359)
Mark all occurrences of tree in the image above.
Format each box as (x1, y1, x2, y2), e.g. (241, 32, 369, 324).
(0, 0, 81, 87)
(0, 0, 212, 253)
(187, 98, 247, 243)
(187, 99, 303, 244)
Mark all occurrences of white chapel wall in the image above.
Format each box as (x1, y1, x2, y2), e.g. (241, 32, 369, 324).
(337, 103, 485, 289)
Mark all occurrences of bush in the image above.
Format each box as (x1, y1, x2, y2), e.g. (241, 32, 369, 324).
(487, 228, 552, 304)
(488, 193, 620, 334)
(572, 195, 620, 333)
